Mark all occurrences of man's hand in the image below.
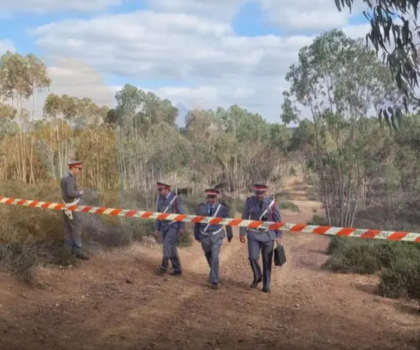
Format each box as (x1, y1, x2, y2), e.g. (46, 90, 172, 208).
(79, 190, 85, 196)
(153, 231, 159, 239)
(178, 229, 185, 235)
(276, 237, 282, 245)
(239, 235, 246, 243)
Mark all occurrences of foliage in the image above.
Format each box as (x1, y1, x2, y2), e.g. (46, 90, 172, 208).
(0, 53, 292, 194)
(334, 0, 420, 127)
(283, 29, 405, 227)
(324, 235, 420, 299)
(282, 29, 420, 301)
(278, 201, 300, 212)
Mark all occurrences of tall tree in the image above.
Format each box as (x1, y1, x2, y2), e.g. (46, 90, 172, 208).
(282, 29, 398, 226)
(26, 54, 51, 183)
(0, 52, 50, 183)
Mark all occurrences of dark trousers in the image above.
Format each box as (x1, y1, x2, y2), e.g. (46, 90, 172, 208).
(248, 239, 274, 289)
(161, 227, 182, 272)
(201, 238, 223, 284)
(63, 211, 83, 254)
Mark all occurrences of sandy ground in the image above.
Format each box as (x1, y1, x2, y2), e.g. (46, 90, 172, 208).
(1, 178, 420, 350)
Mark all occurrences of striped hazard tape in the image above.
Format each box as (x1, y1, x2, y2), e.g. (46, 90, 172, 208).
(1, 196, 420, 242)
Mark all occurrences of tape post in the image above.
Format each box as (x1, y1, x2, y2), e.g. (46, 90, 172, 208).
(1, 196, 420, 242)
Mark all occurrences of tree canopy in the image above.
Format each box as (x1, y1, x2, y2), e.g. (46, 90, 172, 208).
(335, 0, 420, 126)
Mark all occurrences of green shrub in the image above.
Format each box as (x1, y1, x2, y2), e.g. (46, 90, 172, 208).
(378, 258, 420, 299)
(178, 229, 193, 247)
(0, 239, 76, 283)
(278, 201, 300, 212)
(324, 236, 420, 274)
(324, 234, 420, 300)
(323, 240, 383, 274)
(308, 214, 329, 226)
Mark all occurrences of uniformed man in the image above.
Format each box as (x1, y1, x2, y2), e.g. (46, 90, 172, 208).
(239, 184, 282, 293)
(60, 160, 89, 260)
(194, 189, 233, 289)
(154, 182, 186, 276)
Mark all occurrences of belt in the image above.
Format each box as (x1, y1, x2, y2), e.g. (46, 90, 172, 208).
(247, 228, 269, 233)
(200, 228, 223, 236)
(63, 198, 80, 220)
(161, 220, 178, 226)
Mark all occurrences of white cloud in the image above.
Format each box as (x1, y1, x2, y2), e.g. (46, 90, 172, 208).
(28, 5, 374, 122)
(0, 39, 15, 54)
(148, 0, 367, 31)
(147, 0, 247, 21)
(19, 57, 114, 120)
(31, 11, 321, 120)
(46, 56, 115, 106)
(260, 0, 350, 31)
(0, 0, 123, 14)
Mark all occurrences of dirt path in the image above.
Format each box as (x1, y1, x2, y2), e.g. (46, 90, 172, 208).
(1, 177, 420, 349)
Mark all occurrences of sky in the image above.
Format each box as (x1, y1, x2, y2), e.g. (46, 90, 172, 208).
(0, 0, 372, 125)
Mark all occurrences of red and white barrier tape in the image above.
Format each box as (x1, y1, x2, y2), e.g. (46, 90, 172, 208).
(1, 196, 419, 242)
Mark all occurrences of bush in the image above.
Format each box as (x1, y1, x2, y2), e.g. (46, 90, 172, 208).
(0, 239, 76, 283)
(178, 228, 193, 247)
(323, 238, 385, 274)
(308, 207, 420, 300)
(83, 213, 157, 248)
(308, 214, 328, 226)
(324, 236, 420, 273)
(378, 258, 420, 299)
(278, 201, 300, 212)
(323, 234, 420, 300)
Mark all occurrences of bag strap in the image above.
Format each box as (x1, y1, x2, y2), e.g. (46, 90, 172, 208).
(163, 195, 177, 213)
(63, 198, 80, 206)
(259, 199, 275, 220)
(203, 203, 221, 233)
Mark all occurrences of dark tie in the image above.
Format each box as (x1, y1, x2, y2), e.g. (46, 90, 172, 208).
(260, 201, 263, 209)
(209, 206, 213, 215)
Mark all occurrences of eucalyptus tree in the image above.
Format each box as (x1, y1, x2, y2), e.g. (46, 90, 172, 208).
(335, 0, 420, 126)
(281, 29, 398, 226)
(0, 52, 50, 183)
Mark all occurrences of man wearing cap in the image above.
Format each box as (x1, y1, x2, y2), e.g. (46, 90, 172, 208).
(239, 184, 282, 293)
(60, 161, 89, 260)
(194, 189, 233, 289)
(154, 182, 186, 276)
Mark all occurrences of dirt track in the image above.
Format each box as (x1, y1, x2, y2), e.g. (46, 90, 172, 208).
(1, 180, 420, 350)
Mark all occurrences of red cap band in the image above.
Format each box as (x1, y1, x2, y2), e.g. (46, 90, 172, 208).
(205, 190, 219, 195)
(157, 182, 170, 189)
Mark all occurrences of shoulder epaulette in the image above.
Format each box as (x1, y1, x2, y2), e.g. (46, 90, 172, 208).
(219, 201, 227, 207)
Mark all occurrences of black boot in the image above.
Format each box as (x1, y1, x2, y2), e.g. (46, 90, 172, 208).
(157, 267, 166, 275)
(250, 277, 262, 288)
(170, 270, 182, 276)
(211, 283, 218, 289)
(262, 286, 271, 293)
(75, 251, 89, 260)
(249, 258, 262, 288)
